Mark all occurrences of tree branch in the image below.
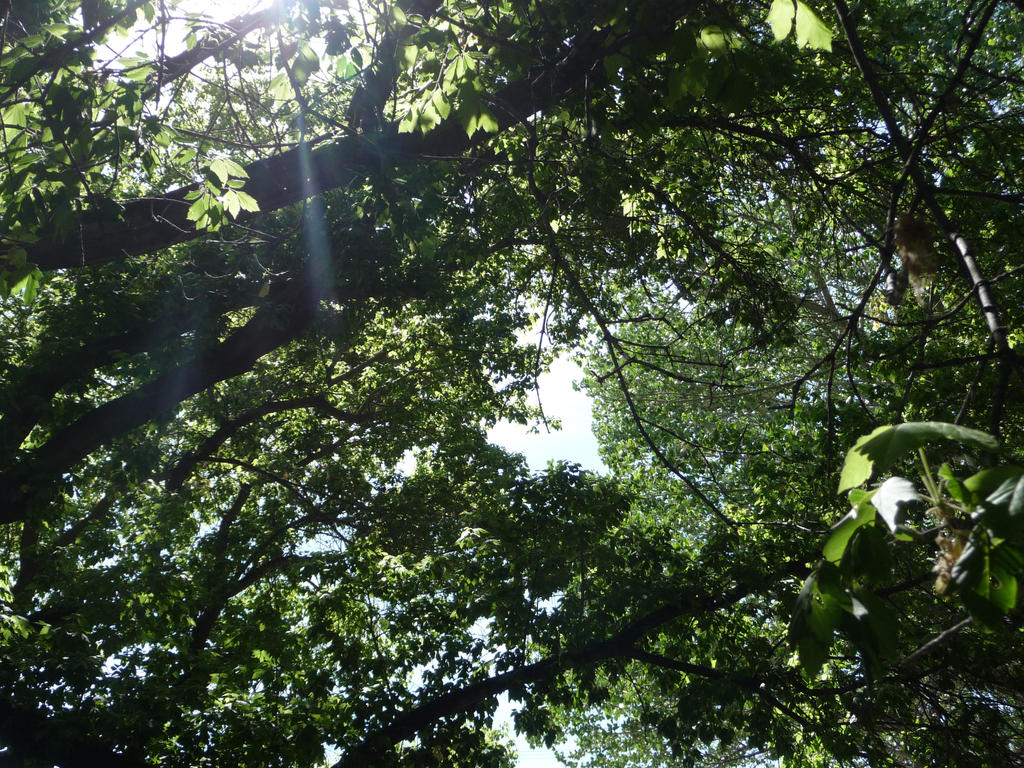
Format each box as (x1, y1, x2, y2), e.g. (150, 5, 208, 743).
(164, 395, 368, 490)
(19, 11, 663, 271)
(0, 282, 316, 523)
(334, 578, 753, 767)
(0, 700, 148, 768)
(0, 276, 299, 465)
(832, 0, 1014, 358)
(0, 0, 149, 108)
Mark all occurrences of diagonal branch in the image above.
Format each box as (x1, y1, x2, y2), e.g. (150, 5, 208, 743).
(141, 8, 276, 102)
(0, 281, 316, 524)
(333, 578, 754, 768)
(832, 0, 1014, 358)
(0, 275, 300, 466)
(18, 10, 681, 271)
(163, 394, 369, 490)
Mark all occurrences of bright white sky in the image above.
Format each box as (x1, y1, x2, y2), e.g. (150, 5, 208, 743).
(193, 0, 269, 22)
(495, 691, 573, 768)
(489, 354, 606, 475)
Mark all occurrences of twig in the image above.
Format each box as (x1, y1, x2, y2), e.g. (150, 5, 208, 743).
(900, 616, 973, 667)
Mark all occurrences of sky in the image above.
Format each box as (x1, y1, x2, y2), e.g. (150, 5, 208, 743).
(397, 352, 600, 767)
(495, 692, 574, 768)
(487, 353, 603, 768)
(488, 355, 606, 476)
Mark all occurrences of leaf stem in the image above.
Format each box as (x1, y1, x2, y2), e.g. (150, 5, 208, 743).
(918, 448, 940, 503)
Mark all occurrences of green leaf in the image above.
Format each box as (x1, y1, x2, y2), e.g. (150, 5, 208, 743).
(699, 26, 741, 52)
(952, 535, 985, 591)
(795, 1, 833, 51)
(235, 190, 260, 213)
(796, 634, 827, 677)
(415, 99, 443, 134)
(292, 42, 321, 86)
(823, 494, 876, 563)
(8, 266, 43, 303)
(977, 480, 1024, 539)
(186, 194, 212, 222)
(838, 423, 999, 492)
(992, 544, 1024, 576)
(4, 247, 28, 268)
(42, 22, 74, 39)
(871, 476, 920, 531)
(398, 105, 419, 134)
(208, 158, 230, 185)
(430, 89, 451, 120)
(844, 591, 898, 673)
(475, 108, 499, 134)
(837, 443, 873, 493)
(842, 525, 892, 585)
(790, 574, 828, 676)
(964, 465, 1024, 501)
(398, 44, 418, 72)
(123, 62, 154, 82)
(220, 157, 248, 179)
(1010, 477, 1024, 519)
(3, 103, 28, 128)
(961, 589, 1004, 630)
(767, 0, 795, 41)
(893, 524, 919, 542)
(269, 72, 292, 100)
(790, 563, 851, 677)
(944, 471, 968, 504)
(222, 189, 241, 218)
(457, 85, 499, 137)
(989, 563, 1018, 612)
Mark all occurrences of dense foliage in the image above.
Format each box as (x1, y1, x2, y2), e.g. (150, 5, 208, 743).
(1, 0, 1023, 766)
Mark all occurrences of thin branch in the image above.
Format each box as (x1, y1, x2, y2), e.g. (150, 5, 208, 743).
(18, 3, 639, 271)
(832, 0, 1014, 358)
(900, 617, 973, 667)
(526, 162, 733, 525)
(164, 395, 368, 490)
(0, 0, 149, 107)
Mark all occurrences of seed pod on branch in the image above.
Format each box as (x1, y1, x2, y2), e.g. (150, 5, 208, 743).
(894, 213, 940, 308)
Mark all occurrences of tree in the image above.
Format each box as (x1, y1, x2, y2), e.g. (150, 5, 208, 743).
(1, 0, 1023, 767)
(548, 0, 1024, 764)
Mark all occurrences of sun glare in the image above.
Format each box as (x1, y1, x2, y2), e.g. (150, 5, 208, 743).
(182, 0, 272, 23)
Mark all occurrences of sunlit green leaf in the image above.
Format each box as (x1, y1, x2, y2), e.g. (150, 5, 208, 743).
(871, 476, 920, 531)
(186, 194, 211, 222)
(699, 26, 742, 52)
(823, 495, 875, 563)
(767, 0, 795, 41)
(965, 466, 1024, 501)
(209, 158, 230, 184)
(398, 44, 418, 72)
(839, 423, 999, 492)
(222, 189, 241, 218)
(795, 1, 833, 51)
(235, 190, 260, 212)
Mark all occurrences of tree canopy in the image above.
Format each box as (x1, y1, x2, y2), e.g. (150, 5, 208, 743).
(2, 0, 1024, 766)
